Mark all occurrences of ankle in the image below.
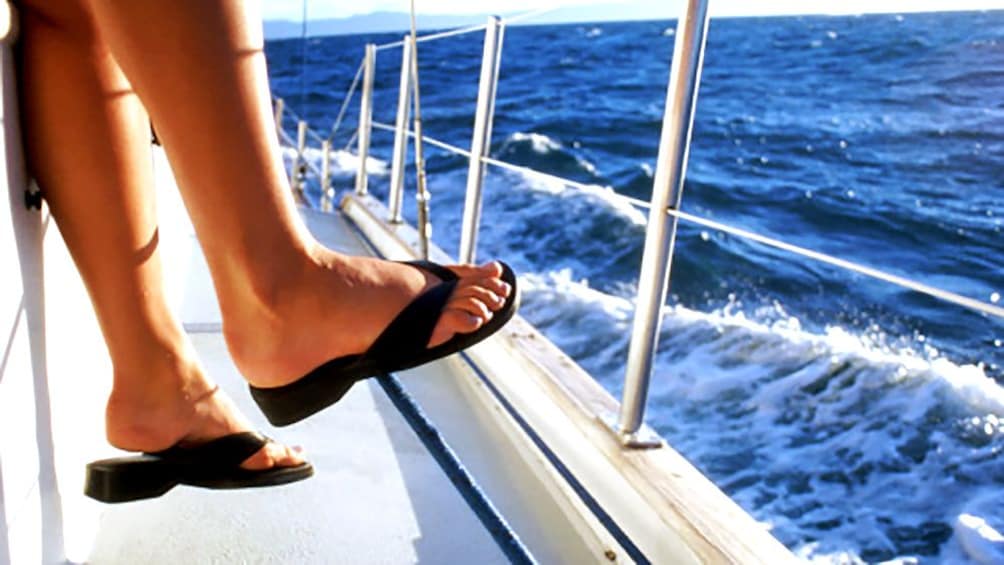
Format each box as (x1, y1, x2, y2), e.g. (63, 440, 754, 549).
(219, 245, 338, 376)
(213, 234, 324, 315)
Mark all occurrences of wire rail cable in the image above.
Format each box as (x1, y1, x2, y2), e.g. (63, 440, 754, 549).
(277, 127, 297, 148)
(275, 11, 1004, 325)
(662, 207, 1004, 319)
(306, 127, 326, 146)
(373, 6, 566, 51)
(351, 123, 1004, 321)
(372, 121, 472, 157)
(492, 160, 1004, 320)
(327, 58, 366, 144)
(376, 22, 489, 51)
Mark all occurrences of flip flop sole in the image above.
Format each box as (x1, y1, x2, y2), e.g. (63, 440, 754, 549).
(85, 455, 314, 502)
(85, 456, 180, 503)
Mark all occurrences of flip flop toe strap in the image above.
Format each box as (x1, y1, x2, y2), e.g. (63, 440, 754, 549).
(367, 279, 459, 362)
(147, 432, 269, 467)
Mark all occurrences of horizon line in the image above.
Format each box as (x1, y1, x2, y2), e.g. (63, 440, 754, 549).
(264, 5, 1003, 25)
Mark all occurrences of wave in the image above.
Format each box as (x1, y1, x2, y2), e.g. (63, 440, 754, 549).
(506, 132, 562, 155)
(519, 269, 1004, 563)
(281, 146, 389, 177)
(494, 132, 646, 226)
(509, 170, 648, 227)
(521, 269, 1003, 413)
(954, 513, 1004, 565)
(498, 132, 598, 175)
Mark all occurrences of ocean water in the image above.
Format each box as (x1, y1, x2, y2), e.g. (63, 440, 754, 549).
(265, 11, 1004, 564)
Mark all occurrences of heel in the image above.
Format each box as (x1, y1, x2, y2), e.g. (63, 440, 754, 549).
(249, 375, 356, 427)
(85, 456, 179, 503)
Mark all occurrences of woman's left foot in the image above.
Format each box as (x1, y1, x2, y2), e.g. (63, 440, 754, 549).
(223, 248, 513, 390)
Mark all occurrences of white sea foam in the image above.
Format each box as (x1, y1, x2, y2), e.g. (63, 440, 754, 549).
(520, 269, 632, 322)
(521, 269, 1002, 411)
(517, 269, 1003, 564)
(282, 146, 388, 177)
(503, 132, 601, 177)
(509, 132, 562, 154)
(955, 513, 1004, 564)
(509, 169, 647, 226)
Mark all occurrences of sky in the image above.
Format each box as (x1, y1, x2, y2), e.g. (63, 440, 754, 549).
(262, 0, 1004, 21)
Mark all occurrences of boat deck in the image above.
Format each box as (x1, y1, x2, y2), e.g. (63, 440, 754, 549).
(91, 337, 509, 564)
(87, 166, 514, 562)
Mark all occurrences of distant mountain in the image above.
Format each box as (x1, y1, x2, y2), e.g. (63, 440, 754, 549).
(264, 3, 1004, 40)
(264, 12, 507, 40)
(263, 4, 677, 40)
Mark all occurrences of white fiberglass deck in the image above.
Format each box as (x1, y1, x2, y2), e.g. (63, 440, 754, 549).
(90, 340, 509, 564)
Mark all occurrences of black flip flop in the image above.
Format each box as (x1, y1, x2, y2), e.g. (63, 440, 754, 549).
(249, 260, 520, 427)
(84, 432, 314, 503)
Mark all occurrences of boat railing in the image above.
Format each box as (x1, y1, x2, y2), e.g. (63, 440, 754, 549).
(271, 0, 1004, 448)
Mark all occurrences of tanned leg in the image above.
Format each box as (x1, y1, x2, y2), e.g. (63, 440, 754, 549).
(81, 0, 511, 389)
(16, 0, 302, 468)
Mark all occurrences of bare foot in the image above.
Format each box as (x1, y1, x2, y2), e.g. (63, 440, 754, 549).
(223, 247, 513, 389)
(105, 349, 303, 471)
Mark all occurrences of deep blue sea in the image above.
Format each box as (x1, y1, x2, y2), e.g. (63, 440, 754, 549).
(265, 11, 1004, 564)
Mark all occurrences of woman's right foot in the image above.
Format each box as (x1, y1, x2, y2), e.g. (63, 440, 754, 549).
(222, 247, 513, 390)
(105, 350, 304, 471)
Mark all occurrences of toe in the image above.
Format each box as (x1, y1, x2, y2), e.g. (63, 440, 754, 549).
(467, 276, 511, 299)
(448, 295, 494, 319)
(448, 261, 503, 279)
(453, 285, 505, 311)
(428, 308, 485, 347)
(241, 440, 306, 470)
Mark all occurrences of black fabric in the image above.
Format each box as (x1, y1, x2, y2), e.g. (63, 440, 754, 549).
(367, 279, 458, 362)
(147, 432, 268, 467)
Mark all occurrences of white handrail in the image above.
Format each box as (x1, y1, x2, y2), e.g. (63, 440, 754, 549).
(459, 16, 505, 264)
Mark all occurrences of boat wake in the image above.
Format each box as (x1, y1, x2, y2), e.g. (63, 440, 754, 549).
(520, 269, 1004, 564)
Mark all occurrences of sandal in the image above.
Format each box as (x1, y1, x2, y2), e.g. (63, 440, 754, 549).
(84, 431, 314, 503)
(249, 260, 520, 426)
